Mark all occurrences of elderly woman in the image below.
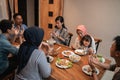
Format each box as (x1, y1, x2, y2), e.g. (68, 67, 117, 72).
(15, 27, 51, 80)
(72, 25, 96, 54)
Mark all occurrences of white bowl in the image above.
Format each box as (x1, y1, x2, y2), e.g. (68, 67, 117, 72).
(69, 54, 81, 62)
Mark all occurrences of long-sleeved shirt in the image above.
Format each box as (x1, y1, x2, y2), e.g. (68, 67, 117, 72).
(0, 34, 18, 74)
(52, 28, 69, 45)
(14, 49, 51, 80)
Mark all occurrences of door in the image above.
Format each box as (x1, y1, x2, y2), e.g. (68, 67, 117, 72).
(39, 0, 64, 40)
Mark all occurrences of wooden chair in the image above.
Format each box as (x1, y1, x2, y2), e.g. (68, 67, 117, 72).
(66, 32, 73, 46)
(94, 38, 102, 53)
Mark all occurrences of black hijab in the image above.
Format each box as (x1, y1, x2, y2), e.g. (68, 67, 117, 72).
(17, 27, 44, 73)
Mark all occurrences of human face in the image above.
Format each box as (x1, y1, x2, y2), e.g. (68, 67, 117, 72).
(7, 25, 15, 35)
(55, 20, 63, 29)
(83, 40, 90, 47)
(76, 29, 84, 37)
(110, 41, 116, 57)
(14, 15, 23, 25)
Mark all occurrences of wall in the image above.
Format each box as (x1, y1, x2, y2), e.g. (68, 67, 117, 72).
(63, 0, 120, 60)
(0, 0, 8, 21)
(27, 0, 34, 27)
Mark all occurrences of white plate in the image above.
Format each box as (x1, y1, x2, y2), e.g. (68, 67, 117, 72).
(55, 59, 72, 69)
(82, 65, 99, 76)
(62, 50, 75, 57)
(75, 49, 87, 56)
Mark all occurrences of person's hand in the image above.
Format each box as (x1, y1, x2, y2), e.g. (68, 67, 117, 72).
(89, 55, 100, 66)
(51, 32, 58, 38)
(39, 42, 50, 55)
(71, 45, 76, 50)
(88, 56, 97, 74)
(19, 27, 24, 36)
(88, 48, 94, 55)
(88, 55, 95, 69)
(20, 30, 24, 35)
(13, 28, 19, 35)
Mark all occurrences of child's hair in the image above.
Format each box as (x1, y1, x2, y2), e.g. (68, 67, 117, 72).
(80, 35, 92, 48)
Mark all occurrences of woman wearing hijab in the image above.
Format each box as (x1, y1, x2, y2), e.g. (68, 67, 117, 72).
(72, 25, 96, 54)
(14, 27, 51, 80)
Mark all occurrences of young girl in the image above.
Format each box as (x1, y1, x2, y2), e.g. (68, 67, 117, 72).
(80, 35, 94, 54)
(72, 25, 96, 53)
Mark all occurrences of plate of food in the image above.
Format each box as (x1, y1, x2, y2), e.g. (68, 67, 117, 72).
(96, 55, 105, 63)
(62, 50, 75, 57)
(69, 54, 81, 62)
(74, 49, 87, 56)
(82, 65, 99, 76)
(55, 58, 72, 68)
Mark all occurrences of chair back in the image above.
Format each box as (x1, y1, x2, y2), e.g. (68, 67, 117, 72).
(66, 32, 73, 46)
(94, 38, 102, 53)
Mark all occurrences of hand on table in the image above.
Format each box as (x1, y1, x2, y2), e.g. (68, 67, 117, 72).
(88, 55, 96, 69)
(88, 55, 99, 80)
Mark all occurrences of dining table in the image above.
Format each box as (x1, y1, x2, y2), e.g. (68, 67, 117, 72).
(47, 43, 111, 80)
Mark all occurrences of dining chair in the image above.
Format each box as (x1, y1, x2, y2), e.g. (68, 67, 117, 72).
(66, 32, 73, 46)
(94, 38, 102, 53)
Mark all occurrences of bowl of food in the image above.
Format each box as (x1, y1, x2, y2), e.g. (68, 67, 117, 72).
(69, 54, 81, 62)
